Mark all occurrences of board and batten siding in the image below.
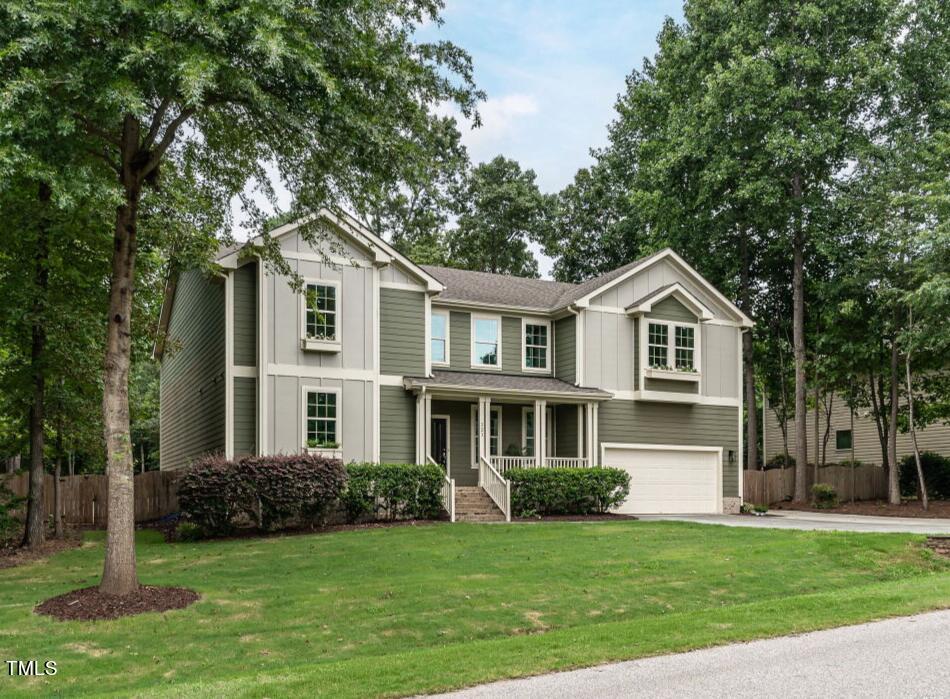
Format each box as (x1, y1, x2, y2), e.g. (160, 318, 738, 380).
(554, 316, 576, 383)
(379, 288, 425, 376)
(598, 400, 740, 498)
(159, 270, 226, 470)
(233, 262, 257, 366)
(380, 385, 416, 463)
(763, 395, 950, 467)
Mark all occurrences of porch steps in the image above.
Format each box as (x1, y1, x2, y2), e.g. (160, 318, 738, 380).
(454, 487, 506, 523)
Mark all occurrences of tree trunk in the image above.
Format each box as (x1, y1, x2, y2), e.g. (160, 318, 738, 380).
(100, 116, 142, 596)
(905, 315, 927, 511)
(887, 340, 900, 504)
(54, 428, 64, 539)
(739, 235, 758, 471)
(791, 175, 808, 502)
(821, 393, 834, 467)
(868, 370, 890, 473)
(850, 403, 855, 504)
(22, 181, 51, 550)
(813, 381, 820, 483)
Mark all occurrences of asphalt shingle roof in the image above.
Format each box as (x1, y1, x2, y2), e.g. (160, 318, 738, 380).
(404, 370, 611, 398)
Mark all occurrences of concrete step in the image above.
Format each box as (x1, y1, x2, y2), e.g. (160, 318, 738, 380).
(453, 486, 505, 522)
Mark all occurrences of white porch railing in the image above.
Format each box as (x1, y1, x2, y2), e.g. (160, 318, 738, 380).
(479, 456, 511, 522)
(429, 455, 455, 523)
(490, 456, 590, 473)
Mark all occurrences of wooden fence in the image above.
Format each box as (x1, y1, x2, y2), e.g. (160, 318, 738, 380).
(2, 470, 183, 527)
(743, 465, 888, 505)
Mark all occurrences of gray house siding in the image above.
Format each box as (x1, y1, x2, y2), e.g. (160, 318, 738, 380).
(233, 262, 257, 366)
(233, 377, 257, 456)
(160, 270, 226, 470)
(433, 399, 476, 485)
(554, 316, 575, 383)
(555, 404, 579, 457)
(441, 308, 556, 376)
(501, 317, 522, 374)
(380, 385, 415, 463)
(598, 400, 739, 498)
(649, 296, 695, 323)
(380, 288, 425, 376)
(448, 310, 471, 369)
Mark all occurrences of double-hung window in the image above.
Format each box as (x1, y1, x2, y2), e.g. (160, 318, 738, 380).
(647, 323, 669, 368)
(645, 320, 700, 374)
(305, 389, 339, 449)
(674, 326, 695, 369)
(472, 315, 501, 368)
(305, 282, 338, 341)
(431, 312, 449, 365)
(523, 320, 550, 372)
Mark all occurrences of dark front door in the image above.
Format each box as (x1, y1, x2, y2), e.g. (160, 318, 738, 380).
(431, 417, 448, 468)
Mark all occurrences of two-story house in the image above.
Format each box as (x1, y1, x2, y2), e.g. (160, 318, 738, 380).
(157, 210, 753, 515)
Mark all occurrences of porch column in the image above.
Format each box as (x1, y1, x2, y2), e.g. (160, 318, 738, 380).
(577, 404, 584, 459)
(534, 399, 546, 467)
(477, 396, 491, 466)
(414, 392, 425, 464)
(591, 402, 600, 465)
(584, 402, 595, 465)
(423, 391, 432, 463)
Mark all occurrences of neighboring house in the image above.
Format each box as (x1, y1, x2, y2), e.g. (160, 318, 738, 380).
(763, 395, 950, 467)
(157, 210, 753, 515)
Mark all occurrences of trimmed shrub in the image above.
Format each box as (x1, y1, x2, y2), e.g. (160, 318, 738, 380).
(764, 453, 795, 470)
(176, 521, 205, 542)
(838, 459, 863, 469)
(900, 451, 950, 500)
(507, 467, 631, 516)
(811, 483, 838, 509)
(177, 453, 347, 534)
(0, 478, 24, 544)
(342, 463, 444, 523)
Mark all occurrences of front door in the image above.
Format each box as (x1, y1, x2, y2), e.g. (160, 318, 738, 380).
(430, 417, 449, 468)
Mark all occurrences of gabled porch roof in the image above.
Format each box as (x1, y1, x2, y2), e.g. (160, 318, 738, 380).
(403, 370, 611, 402)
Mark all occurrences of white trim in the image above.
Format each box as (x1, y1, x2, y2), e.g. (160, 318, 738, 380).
(591, 403, 599, 465)
(585, 304, 628, 315)
(224, 271, 234, 459)
(600, 442, 724, 513)
(521, 317, 553, 374)
(431, 298, 552, 315)
(379, 280, 426, 292)
(424, 294, 432, 376)
(470, 404, 501, 467)
(470, 313, 503, 370)
(610, 389, 740, 407)
(521, 406, 534, 456)
(626, 282, 714, 321)
(278, 250, 374, 267)
(233, 365, 257, 378)
(258, 263, 268, 455)
(430, 414, 451, 468)
(299, 277, 341, 348)
(640, 318, 701, 391)
(372, 264, 381, 462)
(269, 364, 374, 380)
(575, 309, 585, 385)
(301, 385, 343, 451)
(379, 374, 404, 386)
(737, 327, 745, 501)
(430, 309, 450, 368)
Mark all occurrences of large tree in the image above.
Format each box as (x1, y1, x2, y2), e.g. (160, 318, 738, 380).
(446, 156, 552, 277)
(1, 0, 479, 595)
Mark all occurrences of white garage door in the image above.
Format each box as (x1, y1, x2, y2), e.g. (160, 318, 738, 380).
(602, 443, 722, 514)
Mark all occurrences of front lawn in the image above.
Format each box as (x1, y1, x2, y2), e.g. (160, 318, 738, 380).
(1, 522, 949, 697)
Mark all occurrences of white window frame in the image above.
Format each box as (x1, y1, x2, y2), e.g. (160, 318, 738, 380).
(639, 318, 702, 387)
(470, 405, 502, 467)
(470, 313, 503, 370)
(431, 310, 450, 367)
(299, 278, 342, 352)
(301, 385, 342, 452)
(430, 413, 451, 466)
(521, 318, 552, 374)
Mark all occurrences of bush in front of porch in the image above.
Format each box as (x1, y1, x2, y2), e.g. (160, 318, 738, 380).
(342, 463, 444, 523)
(507, 467, 630, 517)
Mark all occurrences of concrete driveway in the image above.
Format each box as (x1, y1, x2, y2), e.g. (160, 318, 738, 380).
(635, 510, 950, 534)
(432, 610, 950, 698)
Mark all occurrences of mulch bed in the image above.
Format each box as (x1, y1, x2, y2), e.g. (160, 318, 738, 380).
(927, 537, 950, 559)
(35, 585, 200, 622)
(0, 536, 82, 570)
(772, 499, 950, 519)
(513, 513, 635, 522)
(143, 516, 446, 543)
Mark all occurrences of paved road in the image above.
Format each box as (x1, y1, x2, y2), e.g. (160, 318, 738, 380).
(636, 510, 950, 534)
(433, 610, 950, 698)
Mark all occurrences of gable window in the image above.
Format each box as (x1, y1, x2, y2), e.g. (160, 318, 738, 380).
(305, 389, 339, 449)
(523, 320, 550, 372)
(472, 315, 501, 368)
(647, 323, 669, 367)
(836, 429, 852, 451)
(431, 311, 449, 365)
(675, 326, 695, 369)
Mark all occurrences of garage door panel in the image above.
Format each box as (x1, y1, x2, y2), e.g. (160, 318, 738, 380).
(603, 444, 722, 514)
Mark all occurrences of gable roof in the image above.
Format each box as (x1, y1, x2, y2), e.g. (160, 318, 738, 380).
(421, 265, 576, 311)
(626, 282, 714, 321)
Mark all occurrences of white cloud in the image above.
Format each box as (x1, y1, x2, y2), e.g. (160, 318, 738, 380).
(439, 93, 539, 160)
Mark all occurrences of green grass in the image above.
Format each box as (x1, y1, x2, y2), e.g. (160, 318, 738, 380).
(1, 521, 949, 697)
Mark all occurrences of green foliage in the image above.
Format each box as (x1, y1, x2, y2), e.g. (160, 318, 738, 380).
(341, 463, 444, 523)
(765, 453, 795, 470)
(507, 467, 631, 516)
(175, 521, 205, 542)
(446, 156, 552, 277)
(177, 454, 347, 535)
(900, 452, 950, 500)
(0, 478, 24, 544)
(812, 483, 839, 509)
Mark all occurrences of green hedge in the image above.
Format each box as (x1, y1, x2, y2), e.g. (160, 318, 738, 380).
(341, 463, 445, 523)
(900, 451, 950, 499)
(507, 467, 631, 516)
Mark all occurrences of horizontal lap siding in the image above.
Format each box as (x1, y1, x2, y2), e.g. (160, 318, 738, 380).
(598, 400, 739, 498)
(233, 377, 257, 456)
(233, 262, 257, 367)
(649, 296, 697, 323)
(160, 271, 226, 470)
(380, 288, 425, 376)
(449, 311, 471, 369)
(380, 385, 416, 463)
(554, 316, 575, 383)
(556, 404, 579, 457)
(501, 317, 522, 373)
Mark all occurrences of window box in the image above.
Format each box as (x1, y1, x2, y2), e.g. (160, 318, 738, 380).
(300, 337, 342, 352)
(644, 366, 701, 382)
(305, 446, 343, 460)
